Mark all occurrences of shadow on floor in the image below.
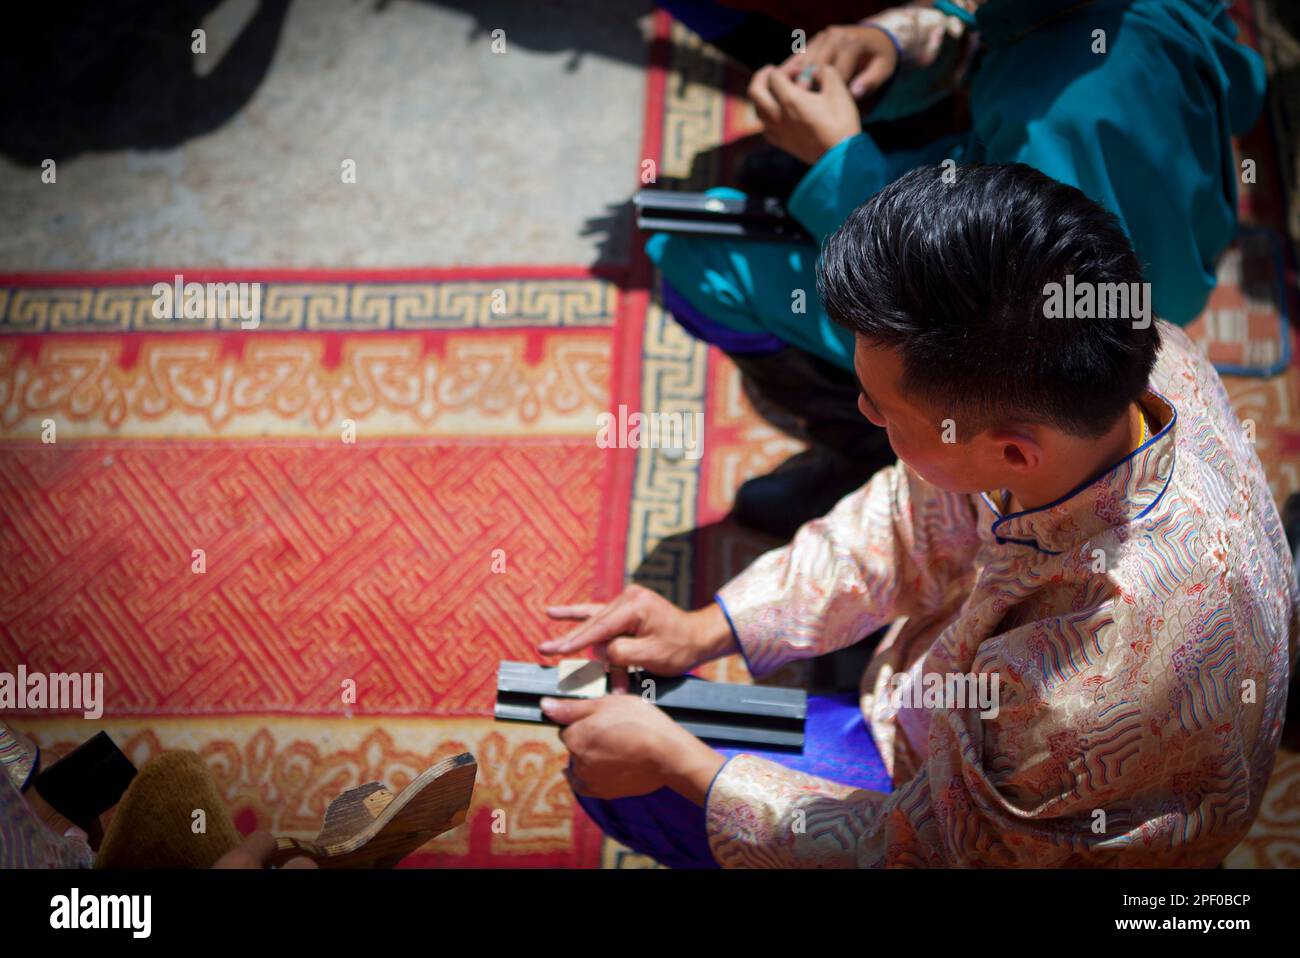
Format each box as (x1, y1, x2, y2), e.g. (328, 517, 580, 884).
(630, 512, 882, 694)
(0, 0, 292, 165)
(408, 0, 654, 74)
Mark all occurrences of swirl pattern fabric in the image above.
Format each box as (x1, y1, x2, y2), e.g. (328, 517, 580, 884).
(708, 322, 1300, 867)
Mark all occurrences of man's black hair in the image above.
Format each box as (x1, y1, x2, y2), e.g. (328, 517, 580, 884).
(816, 163, 1161, 440)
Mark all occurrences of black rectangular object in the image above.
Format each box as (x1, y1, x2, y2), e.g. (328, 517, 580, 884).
(633, 189, 813, 243)
(495, 661, 806, 751)
(31, 731, 137, 831)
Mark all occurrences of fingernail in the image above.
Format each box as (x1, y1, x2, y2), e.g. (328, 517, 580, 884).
(540, 697, 557, 713)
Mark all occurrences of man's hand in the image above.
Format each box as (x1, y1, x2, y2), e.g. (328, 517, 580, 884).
(540, 586, 736, 677)
(748, 63, 863, 166)
(781, 24, 899, 101)
(212, 831, 317, 869)
(543, 694, 725, 804)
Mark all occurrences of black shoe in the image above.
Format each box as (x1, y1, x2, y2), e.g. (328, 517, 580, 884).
(736, 145, 811, 202)
(733, 443, 892, 540)
(723, 347, 894, 537)
(726, 347, 867, 449)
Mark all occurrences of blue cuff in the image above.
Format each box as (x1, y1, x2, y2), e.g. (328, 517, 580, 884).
(859, 22, 903, 62)
(855, 23, 902, 106)
(703, 753, 736, 811)
(20, 745, 39, 791)
(701, 752, 739, 867)
(787, 131, 889, 243)
(713, 592, 762, 680)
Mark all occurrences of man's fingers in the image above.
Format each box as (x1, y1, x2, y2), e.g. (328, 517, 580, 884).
(849, 57, 892, 98)
(600, 636, 651, 670)
(748, 65, 782, 124)
(242, 830, 277, 861)
(544, 603, 605, 621)
(213, 850, 262, 869)
(539, 602, 639, 655)
(813, 63, 856, 109)
(541, 695, 601, 725)
(608, 667, 630, 694)
(804, 31, 834, 64)
(830, 49, 860, 85)
(767, 67, 811, 109)
(816, 63, 850, 96)
(539, 603, 605, 650)
(213, 830, 318, 869)
(545, 603, 637, 654)
(777, 50, 805, 74)
(780, 53, 818, 87)
(564, 766, 595, 797)
(213, 830, 276, 869)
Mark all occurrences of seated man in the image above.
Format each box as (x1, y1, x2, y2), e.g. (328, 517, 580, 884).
(653, 0, 1266, 534)
(541, 163, 1299, 867)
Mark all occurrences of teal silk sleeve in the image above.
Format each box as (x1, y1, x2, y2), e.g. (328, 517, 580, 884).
(767, 0, 1265, 327)
(787, 131, 966, 245)
(966, 0, 1267, 326)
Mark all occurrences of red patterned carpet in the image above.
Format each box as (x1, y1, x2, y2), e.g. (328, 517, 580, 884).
(2, 5, 1297, 868)
(0, 269, 641, 866)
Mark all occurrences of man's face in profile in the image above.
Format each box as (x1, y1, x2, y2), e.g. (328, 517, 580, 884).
(851, 335, 1026, 495)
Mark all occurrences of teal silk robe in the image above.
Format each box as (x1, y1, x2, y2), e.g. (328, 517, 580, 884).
(649, 0, 1267, 371)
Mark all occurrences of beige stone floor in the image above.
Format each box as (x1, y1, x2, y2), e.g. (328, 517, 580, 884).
(0, 0, 652, 270)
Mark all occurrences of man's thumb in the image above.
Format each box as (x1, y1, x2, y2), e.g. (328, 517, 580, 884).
(541, 696, 598, 724)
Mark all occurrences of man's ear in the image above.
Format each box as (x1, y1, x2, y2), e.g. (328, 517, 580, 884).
(988, 428, 1043, 472)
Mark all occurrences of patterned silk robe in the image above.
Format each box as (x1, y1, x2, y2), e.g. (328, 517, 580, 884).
(0, 721, 94, 868)
(707, 322, 1299, 867)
